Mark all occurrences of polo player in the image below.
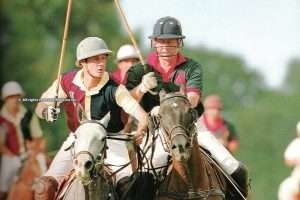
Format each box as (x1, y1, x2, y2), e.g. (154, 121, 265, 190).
(34, 37, 148, 200)
(126, 16, 249, 197)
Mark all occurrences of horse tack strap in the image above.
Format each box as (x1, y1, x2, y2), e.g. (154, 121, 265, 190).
(158, 188, 225, 199)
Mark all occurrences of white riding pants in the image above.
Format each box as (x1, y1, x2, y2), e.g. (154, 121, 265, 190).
(44, 133, 132, 183)
(142, 122, 239, 175)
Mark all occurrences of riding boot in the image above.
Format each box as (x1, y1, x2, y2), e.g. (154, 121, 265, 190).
(116, 172, 155, 200)
(231, 162, 249, 198)
(34, 176, 58, 200)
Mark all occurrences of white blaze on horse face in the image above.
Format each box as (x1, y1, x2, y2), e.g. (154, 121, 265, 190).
(73, 123, 107, 181)
(172, 102, 178, 108)
(171, 134, 191, 161)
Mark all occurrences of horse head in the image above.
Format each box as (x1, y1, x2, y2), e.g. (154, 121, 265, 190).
(73, 120, 107, 185)
(158, 91, 198, 162)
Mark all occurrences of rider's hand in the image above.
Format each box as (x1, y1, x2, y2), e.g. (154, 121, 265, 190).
(132, 131, 145, 145)
(150, 106, 160, 116)
(139, 72, 157, 93)
(42, 106, 60, 122)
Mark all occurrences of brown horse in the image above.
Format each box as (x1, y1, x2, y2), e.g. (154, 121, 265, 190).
(153, 92, 229, 200)
(7, 138, 48, 200)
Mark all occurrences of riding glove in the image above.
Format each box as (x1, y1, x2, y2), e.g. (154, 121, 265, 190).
(42, 106, 60, 122)
(139, 72, 158, 93)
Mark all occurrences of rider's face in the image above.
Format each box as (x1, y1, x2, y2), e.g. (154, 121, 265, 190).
(117, 58, 139, 70)
(5, 95, 21, 112)
(153, 38, 180, 57)
(83, 54, 108, 79)
(205, 108, 222, 119)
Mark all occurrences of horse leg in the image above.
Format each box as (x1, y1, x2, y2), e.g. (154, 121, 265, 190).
(34, 176, 58, 200)
(117, 172, 155, 200)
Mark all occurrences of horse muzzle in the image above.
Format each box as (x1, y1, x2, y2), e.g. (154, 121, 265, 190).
(73, 155, 95, 185)
(171, 134, 192, 162)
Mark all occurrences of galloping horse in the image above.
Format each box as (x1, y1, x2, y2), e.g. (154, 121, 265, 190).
(151, 92, 230, 200)
(56, 121, 117, 200)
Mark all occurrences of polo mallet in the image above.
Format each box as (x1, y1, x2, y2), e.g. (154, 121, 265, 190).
(113, 0, 157, 95)
(54, 0, 73, 109)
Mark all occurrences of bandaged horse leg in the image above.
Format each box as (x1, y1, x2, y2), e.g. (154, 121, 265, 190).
(34, 176, 58, 200)
(196, 130, 249, 196)
(105, 138, 133, 182)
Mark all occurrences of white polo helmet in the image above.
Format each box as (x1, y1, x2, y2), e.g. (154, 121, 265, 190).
(1, 81, 25, 100)
(76, 37, 112, 66)
(116, 44, 139, 62)
(296, 121, 300, 136)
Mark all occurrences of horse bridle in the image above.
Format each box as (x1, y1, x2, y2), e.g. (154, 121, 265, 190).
(159, 95, 197, 152)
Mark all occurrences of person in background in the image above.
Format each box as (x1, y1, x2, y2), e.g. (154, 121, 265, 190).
(110, 44, 140, 133)
(0, 81, 44, 200)
(110, 44, 140, 85)
(126, 16, 248, 197)
(197, 95, 240, 153)
(278, 121, 300, 200)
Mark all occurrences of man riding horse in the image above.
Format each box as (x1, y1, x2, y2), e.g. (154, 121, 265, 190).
(126, 16, 249, 197)
(34, 37, 148, 200)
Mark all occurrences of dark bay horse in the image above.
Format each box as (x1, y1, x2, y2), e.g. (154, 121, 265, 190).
(153, 92, 229, 200)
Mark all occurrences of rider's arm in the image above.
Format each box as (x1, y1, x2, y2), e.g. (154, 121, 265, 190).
(35, 79, 67, 119)
(226, 122, 240, 153)
(185, 61, 203, 108)
(115, 85, 148, 135)
(29, 114, 44, 138)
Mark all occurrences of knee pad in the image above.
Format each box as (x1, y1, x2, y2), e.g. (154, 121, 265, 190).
(34, 176, 58, 200)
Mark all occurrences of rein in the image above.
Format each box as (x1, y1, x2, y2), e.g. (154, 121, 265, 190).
(157, 94, 226, 199)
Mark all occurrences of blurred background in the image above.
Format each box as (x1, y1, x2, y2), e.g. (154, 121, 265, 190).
(0, 0, 299, 199)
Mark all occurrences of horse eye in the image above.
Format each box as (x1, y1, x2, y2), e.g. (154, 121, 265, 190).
(171, 145, 177, 149)
(96, 154, 102, 160)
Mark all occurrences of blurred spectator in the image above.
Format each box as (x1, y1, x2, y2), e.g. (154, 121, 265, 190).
(110, 44, 140, 133)
(0, 81, 44, 200)
(197, 95, 239, 153)
(278, 121, 300, 200)
(110, 44, 140, 85)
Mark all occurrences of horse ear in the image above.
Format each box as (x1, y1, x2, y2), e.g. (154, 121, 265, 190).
(159, 89, 167, 101)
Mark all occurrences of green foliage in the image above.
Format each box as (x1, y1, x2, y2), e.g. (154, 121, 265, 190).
(284, 58, 300, 93)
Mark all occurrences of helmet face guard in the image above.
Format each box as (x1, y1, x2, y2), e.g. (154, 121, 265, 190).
(149, 17, 185, 57)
